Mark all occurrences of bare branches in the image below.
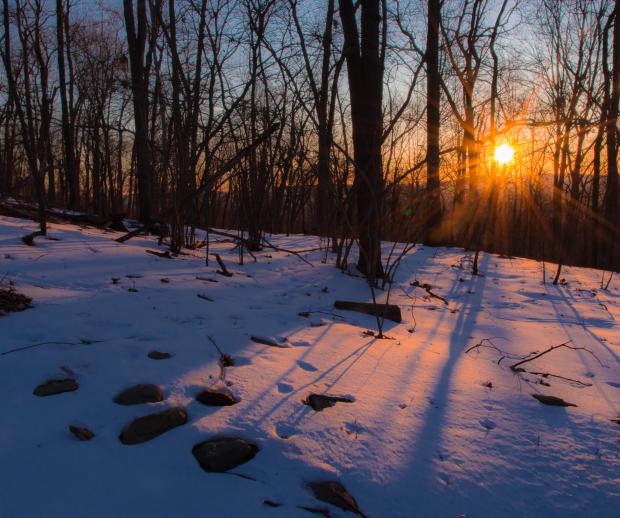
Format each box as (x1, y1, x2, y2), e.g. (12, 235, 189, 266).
(0, 338, 103, 357)
(410, 280, 448, 305)
(466, 337, 603, 387)
(509, 340, 603, 371)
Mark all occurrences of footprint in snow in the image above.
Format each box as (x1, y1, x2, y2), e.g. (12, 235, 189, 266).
(297, 360, 318, 372)
(479, 418, 496, 430)
(277, 382, 294, 393)
(342, 421, 365, 436)
(606, 381, 620, 389)
(274, 422, 296, 439)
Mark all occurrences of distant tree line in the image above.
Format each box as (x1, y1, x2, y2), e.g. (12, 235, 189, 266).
(0, 0, 619, 279)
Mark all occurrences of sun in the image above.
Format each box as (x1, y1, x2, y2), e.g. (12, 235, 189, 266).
(494, 143, 515, 165)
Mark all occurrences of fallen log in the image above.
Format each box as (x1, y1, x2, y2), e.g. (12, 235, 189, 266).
(334, 300, 402, 323)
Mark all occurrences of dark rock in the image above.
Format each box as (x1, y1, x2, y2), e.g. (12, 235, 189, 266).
(113, 384, 164, 405)
(532, 394, 577, 407)
(33, 378, 78, 397)
(304, 394, 354, 412)
(147, 351, 172, 360)
(196, 388, 237, 406)
(308, 481, 365, 516)
(69, 425, 95, 441)
(119, 407, 187, 445)
(192, 436, 258, 472)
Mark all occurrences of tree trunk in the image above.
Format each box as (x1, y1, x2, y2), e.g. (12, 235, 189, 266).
(123, 0, 153, 222)
(604, 0, 620, 269)
(339, 0, 385, 283)
(425, 0, 441, 244)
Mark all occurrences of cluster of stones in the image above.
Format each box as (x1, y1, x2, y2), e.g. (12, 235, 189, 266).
(31, 351, 256, 473)
(31, 349, 365, 514)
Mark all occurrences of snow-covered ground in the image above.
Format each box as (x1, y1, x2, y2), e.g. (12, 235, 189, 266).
(0, 215, 618, 518)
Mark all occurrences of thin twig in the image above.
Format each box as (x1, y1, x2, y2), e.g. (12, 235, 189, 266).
(526, 370, 592, 387)
(1, 338, 103, 357)
(260, 235, 314, 267)
(510, 341, 603, 371)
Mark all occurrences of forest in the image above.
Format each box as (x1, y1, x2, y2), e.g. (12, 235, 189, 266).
(1, 1, 620, 517)
(1, 0, 619, 278)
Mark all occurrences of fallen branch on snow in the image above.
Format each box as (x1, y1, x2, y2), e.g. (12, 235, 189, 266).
(410, 280, 448, 305)
(0, 338, 103, 357)
(465, 338, 601, 387)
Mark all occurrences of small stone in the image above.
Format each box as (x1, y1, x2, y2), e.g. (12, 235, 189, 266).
(532, 394, 577, 407)
(304, 394, 354, 412)
(113, 384, 164, 405)
(119, 407, 187, 445)
(147, 351, 172, 360)
(196, 388, 237, 406)
(308, 481, 364, 516)
(192, 436, 258, 472)
(33, 378, 78, 397)
(69, 425, 95, 441)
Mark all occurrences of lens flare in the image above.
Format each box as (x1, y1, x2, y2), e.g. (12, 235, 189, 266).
(494, 143, 514, 165)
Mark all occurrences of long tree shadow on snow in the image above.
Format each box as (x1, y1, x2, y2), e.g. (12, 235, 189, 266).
(400, 252, 490, 491)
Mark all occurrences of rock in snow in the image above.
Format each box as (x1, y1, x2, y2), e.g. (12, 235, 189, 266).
(147, 351, 172, 360)
(119, 407, 187, 445)
(69, 425, 95, 441)
(308, 481, 365, 516)
(304, 393, 354, 411)
(192, 436, 258, 472)
(532, 394, 577, 407)
(33, 378, 78, 397)
(113, 384, 164, 405)
(195, 387, 237, 406)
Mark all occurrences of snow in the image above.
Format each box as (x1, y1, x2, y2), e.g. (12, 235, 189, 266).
(0, 215, 618, 517)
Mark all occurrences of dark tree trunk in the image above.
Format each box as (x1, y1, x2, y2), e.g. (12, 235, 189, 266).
(123, 0, 153, 222)
(339, 0, 385, 283)
(425, 0, 441, 244)
(604, 1, 620, 269)
(56, 0, 79, 209)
